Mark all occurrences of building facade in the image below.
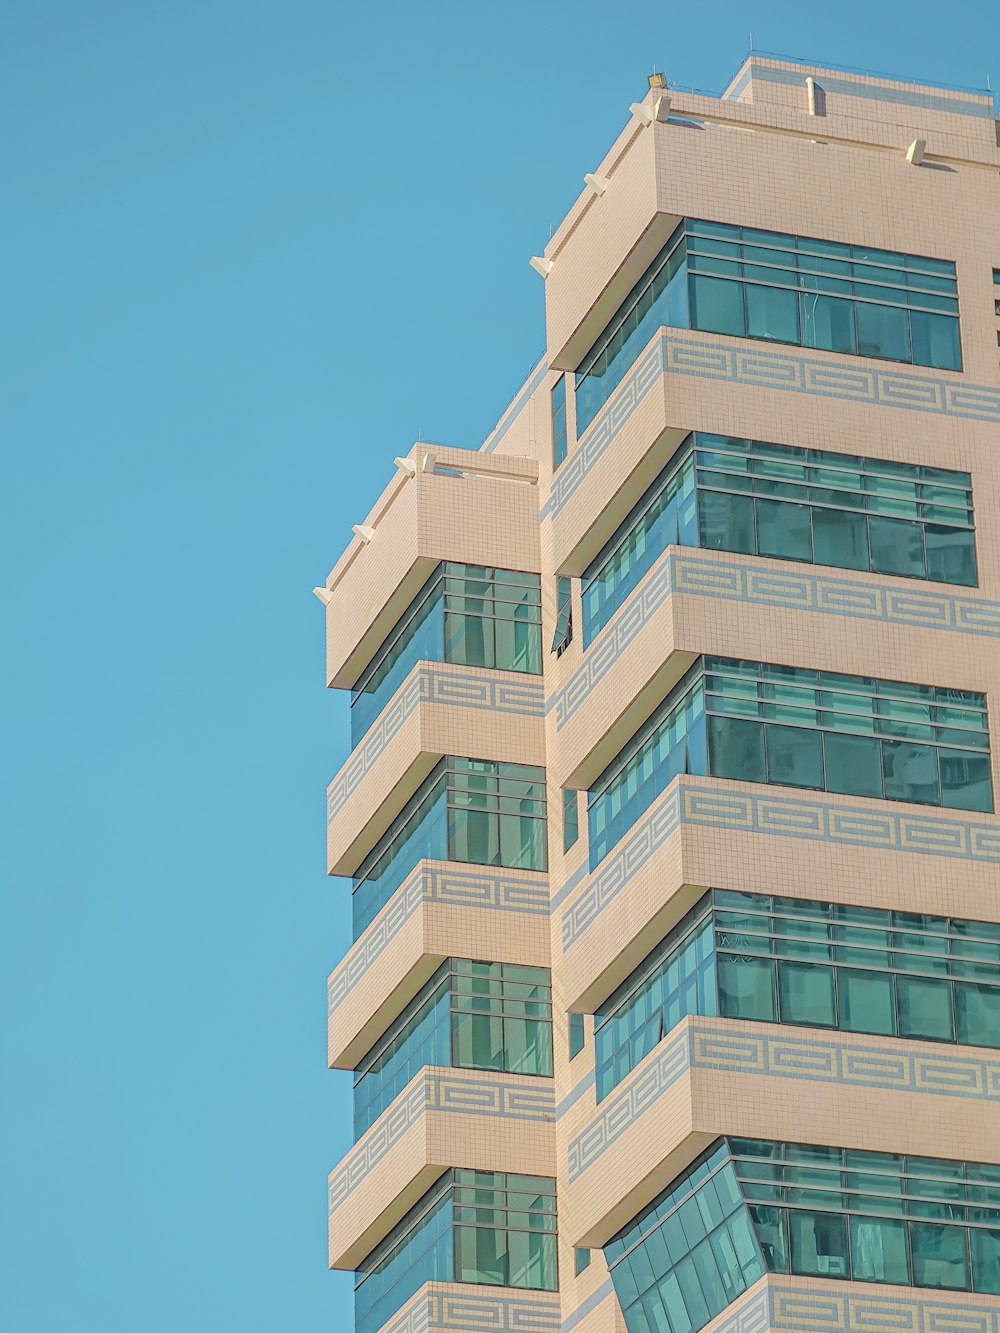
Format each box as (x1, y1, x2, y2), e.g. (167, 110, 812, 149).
(320, 55, 1000, 1333)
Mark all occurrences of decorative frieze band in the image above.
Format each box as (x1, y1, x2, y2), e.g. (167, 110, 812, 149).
(379, 1285, 561, 1333)
(560, 780, 1000, 952)
(709, 1278, 1000, 1333)
(328, 1072, 555, 1211)
(327, 664, 545, 822)
(541, 331, 1000, 522)
(328, 863, 550, 1015)
(567, 1020, 1000, 1181)
(549, 549, 1000, 732)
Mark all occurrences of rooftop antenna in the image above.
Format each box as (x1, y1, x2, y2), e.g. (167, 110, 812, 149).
(749, 31, 754, 50)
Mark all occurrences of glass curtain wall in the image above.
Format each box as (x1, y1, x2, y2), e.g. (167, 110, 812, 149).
(588, 659, 992, 868)
(581, 436, 976, 646)
(354, 960, 554, 1137)
(605, 1141, 1000, 1333)
(574, 220, 961, 440)
(355, 1171, 558, 1333)
(351, 564, 542, 743)
(353, 758, 547, 938)
(594, 892, 1000, 1101)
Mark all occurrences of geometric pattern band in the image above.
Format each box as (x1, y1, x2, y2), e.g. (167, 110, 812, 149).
(328, 1071, 555, 1212)
(541, 330, 1000, 523)
(566, 1020, 1000, 1182)
(327, 664, 545, 822)
(560, 778, 1000, 952)
(708, 1278, 1000, 1333)
(549, 549, 1000, 731)
(327, 862, 549, 1015)
(375, 1285, 561, 1333)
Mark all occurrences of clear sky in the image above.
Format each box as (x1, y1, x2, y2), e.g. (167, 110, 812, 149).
(3, 2, 997, 1329)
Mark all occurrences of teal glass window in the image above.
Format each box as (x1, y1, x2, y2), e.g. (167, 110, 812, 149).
(353, 758, 547, 938)
(593, 890, 1000, 1100)
(606, 1141, 1000, 1333)
(553, 577, 573, 655)
(552, 375, 568, 469)
(354, 960, 554, 1137)
(351, 564, 542, 743)
(581, 440, 698, 646)
(693, 435, 977, 588)
(574, 220, 962, 442)
(563, 788, 580, 852)
(569, 1013, 585, 1060)
(356, 1171, 558, 1333)
(575, 225, 689, 438)
(587, 657, 991, 869)
(605, 1142, 766, 1333)
(575, 1247, 591, 1275)
(587, 663, 707, 867)
(580, 433, 976, 647)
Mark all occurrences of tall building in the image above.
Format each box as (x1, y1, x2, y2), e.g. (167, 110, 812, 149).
(320, 54, 1000, 1333)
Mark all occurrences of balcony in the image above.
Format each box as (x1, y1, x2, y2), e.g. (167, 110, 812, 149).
(327, 1066, 556, 1270)
(556, 334, 1000, 590)
(556, 774, 1000, 1016)
(371, 1283, 561, 1333)
(326, 661, 545, 876)
(547, 542, 1000, 794)
(564, 1014, 1000, 1247)
(327, 859, 550, 1070)
(699, 1274, 1000, 1333)
(321, 445, 539, 690)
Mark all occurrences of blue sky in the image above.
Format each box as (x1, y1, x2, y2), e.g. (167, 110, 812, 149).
(3, 3, 997, 1329)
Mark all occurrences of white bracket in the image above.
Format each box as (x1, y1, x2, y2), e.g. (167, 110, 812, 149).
(583, 172, 610, 196)
(906, 138, 927, 165)
(529, 255, 554, 277)
(352, 524, 375, 544)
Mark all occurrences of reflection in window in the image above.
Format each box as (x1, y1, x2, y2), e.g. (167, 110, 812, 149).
(551, 375, 568, 469)
(594, 891, 1000, 1100)
(575, 220, 961, 440)
(351, 564, 542, 743)
(581, 435, 976, 645)
(354, 959, 553, 1137)
(356, 1171, 558, 1333)
(353, 758, 547, 938)
(605, 1141, 1000, 1333)
(587, 657, 991, 868)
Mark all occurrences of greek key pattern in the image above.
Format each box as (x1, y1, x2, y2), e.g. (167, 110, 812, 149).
(540, 332, 1000, 522)
(327, 665, 544, 822)
(379, 1286, 561, 1333)
(560, 780, 1000, 951)
(769, 1285, 1000, 1333)
(328, 863, 549, 1015)
(551, 548, 1000, 730)
(567, 1021, 1000, 1181)
(329, 1073, 555, 1211)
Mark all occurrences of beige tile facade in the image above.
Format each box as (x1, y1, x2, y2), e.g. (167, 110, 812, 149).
(322, 55, 1000, 1333)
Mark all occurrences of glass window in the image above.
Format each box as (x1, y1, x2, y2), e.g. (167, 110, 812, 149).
(898, 976, 955, 1043)
(745, 283, 799, 343)
(351, 564, 542, 743)
(563, 788, 580, 852)
(789, 1210, 850, 1277)
(856, 302, 910, 361)
(551, 375, 568, 470)
(801, 294, 856, 354)
(823, 733, 884, 798)
(553, 577, 573, 655)
(910, 1222, 969, 1289)
(777, 961, 836, 1028)
(851, 1216, 911, 1284)
(765, 725, 825, 790)
(569, 1013, 586, 1060)
(708, 715, 767, 782)
(354, 960, 553, 1136)
(690, 274, 745, 336)
(354, 759, 547, 938)
(575, 1247, 591, 1276)
(719, 955, 776, 1023)
(838, 969, 896, 1037)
